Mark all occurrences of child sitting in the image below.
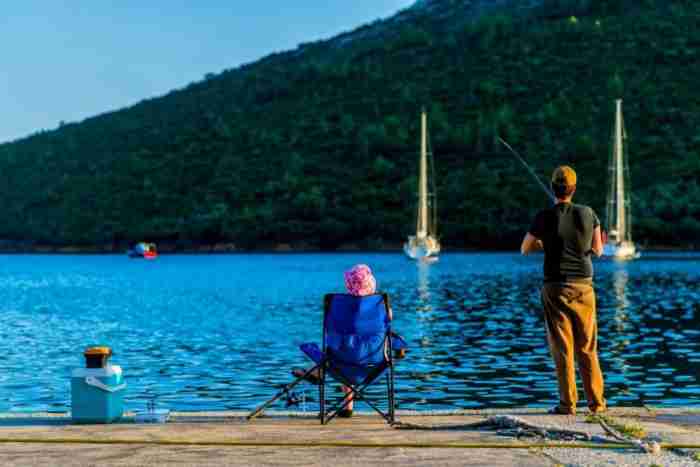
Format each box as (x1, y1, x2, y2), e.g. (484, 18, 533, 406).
(292, 264, 387, 417)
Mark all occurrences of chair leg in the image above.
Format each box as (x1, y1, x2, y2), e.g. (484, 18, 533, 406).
(247, 365, 320, 421)
(319, 365, 326, 425)
(326, 380, 392, 424)
(322, 364, 396, 425)
(385, 373, 392, 423)
(388, 363, 396, 423)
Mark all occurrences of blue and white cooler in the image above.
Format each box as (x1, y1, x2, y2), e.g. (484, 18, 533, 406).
(71, 347, 126, 424)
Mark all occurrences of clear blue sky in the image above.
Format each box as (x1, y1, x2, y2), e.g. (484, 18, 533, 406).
(0, 1, 414, 143)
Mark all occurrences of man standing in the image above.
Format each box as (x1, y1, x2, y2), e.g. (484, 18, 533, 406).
(521, 165, 606, 415)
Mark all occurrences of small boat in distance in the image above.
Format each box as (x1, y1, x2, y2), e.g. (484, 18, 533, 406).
(128, 242, 157, 259)
(603, 99, 639, 260)
(404, 110, 440, 261)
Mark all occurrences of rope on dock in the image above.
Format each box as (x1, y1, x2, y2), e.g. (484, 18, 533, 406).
(595, 416, 655, 452)
(392, 415, 670, 454)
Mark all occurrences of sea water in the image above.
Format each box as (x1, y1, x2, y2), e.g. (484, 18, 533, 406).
(0, 252, 697, 412)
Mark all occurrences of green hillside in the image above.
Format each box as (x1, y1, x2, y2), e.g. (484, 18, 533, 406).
(1, 0, 699, 250)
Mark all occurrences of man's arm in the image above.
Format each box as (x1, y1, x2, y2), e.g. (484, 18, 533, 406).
(520, 233, 543, 255)
(591, 226, 603, 257)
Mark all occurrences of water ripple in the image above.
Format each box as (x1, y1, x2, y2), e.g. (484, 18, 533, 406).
(0, 253, 697, 412)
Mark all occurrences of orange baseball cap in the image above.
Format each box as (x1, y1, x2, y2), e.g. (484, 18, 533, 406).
(551, 165, 577, 186)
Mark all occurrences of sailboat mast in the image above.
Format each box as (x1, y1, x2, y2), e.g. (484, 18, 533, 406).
(417, 110, 428, 238)
(615, 99, 626, 242)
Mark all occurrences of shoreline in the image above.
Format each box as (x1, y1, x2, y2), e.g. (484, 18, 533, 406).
(0, 244, 696, 255)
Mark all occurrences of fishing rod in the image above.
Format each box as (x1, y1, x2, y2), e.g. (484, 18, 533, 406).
(498, 137, 556, 203)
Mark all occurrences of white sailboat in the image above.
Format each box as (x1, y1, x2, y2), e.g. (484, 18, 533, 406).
(603, 99, 639, 260)
(404, 110, 440, 260)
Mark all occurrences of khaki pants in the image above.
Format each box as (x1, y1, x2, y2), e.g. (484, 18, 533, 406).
(542, 282, 606, 412)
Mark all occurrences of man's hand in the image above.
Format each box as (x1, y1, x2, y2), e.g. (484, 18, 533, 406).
(521, 233, 543, 255)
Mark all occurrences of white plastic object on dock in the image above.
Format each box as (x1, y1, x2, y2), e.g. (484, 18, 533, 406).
(134, 409, 171, 424)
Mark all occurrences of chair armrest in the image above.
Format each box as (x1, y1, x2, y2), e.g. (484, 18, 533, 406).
(300, 342, 324, 365)
(390, 332, 407, 350)
(390, 332, 408, 359)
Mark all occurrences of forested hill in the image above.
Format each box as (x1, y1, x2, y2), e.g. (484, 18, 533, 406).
(1, 0, 699, 251)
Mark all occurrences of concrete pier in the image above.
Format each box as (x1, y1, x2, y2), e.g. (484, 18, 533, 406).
(0, 408, 698, 466)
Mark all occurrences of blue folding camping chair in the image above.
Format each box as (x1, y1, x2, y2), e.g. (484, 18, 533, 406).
(246, 293, 406, 424)
(308, 293, 403, 424)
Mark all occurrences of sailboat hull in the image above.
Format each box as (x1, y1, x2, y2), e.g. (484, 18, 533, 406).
(603, 242, 639, 260)
(404, 236, 440, 260)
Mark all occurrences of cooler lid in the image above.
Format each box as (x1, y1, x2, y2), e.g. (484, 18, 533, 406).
(84, 346, 112, 357)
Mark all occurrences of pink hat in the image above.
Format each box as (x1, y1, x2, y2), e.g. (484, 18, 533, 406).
(344, 264, 377, 296)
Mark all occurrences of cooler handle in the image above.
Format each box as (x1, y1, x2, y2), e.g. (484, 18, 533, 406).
(85, 376, 127, 393)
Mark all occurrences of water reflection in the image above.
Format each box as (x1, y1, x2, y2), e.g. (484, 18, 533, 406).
(611, 267, 630, 331)
(612, 268, 629, 309)
(416, 261, 433, 311)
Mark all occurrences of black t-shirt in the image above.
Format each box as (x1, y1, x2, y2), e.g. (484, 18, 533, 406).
(529, 202, 600, 282)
